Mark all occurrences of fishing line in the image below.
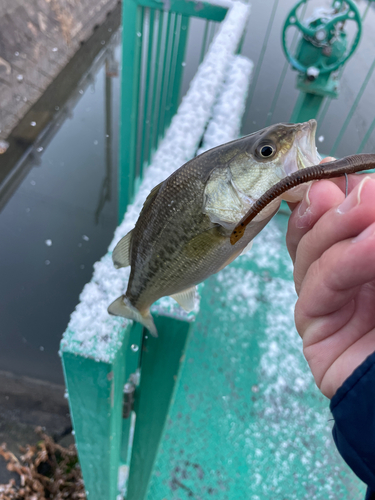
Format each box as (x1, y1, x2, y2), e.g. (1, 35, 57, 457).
(345, 173, 349, 198)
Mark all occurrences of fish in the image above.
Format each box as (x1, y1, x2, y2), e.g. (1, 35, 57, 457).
(108, 119, 321, 336)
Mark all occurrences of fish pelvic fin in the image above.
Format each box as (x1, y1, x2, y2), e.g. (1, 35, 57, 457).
(240, 239, 253, 256)
(170, 286, 197, 312)
(108, 296, 158, 337)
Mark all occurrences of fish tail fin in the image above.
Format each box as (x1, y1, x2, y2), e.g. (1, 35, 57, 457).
(108, 295, 158, 337)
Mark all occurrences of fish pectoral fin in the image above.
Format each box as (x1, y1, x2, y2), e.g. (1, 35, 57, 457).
(108, 296, 158, 337)
(183, 226, 226, 259)
(240, 239, 253, 256)
(170, 286, 197, 312)
(203, 168, 245, 229)
(112, 229, 133, 269)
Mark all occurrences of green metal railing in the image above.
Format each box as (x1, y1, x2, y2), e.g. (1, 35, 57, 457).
(119, 0, 227, 221)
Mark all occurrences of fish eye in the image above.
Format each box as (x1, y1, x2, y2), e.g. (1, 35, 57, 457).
(260, 145, 275, 158)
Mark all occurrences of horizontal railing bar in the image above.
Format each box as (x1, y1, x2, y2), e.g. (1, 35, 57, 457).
(135, 0, 227, 21)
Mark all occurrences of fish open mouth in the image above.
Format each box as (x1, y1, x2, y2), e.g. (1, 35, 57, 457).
(296, 119, 321, 171)
(283, 119, 320, 176)
(281, 119, 321, 203)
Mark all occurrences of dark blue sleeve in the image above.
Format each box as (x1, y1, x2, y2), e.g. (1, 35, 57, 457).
(330, 350, 375, 499)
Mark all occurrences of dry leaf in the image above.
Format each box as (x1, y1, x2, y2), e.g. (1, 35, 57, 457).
(0, 429, 85, 499)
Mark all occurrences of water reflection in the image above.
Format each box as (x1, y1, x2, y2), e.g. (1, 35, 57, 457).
(95, 54, 118, 225)
(0, 17, 121, 384)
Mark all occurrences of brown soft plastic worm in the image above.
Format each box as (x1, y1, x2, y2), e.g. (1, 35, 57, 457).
(230, 154, 375, 245)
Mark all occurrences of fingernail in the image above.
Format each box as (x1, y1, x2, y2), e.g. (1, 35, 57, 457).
(296, 183, 313, 228)
(337, 176, 371, 214)
(353, 222, 375, 243)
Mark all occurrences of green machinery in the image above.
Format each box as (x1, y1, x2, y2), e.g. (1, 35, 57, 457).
(283, 0, 362, 122)
(61, 0, 372, 499)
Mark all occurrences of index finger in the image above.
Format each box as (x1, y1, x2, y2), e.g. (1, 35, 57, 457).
(286, 157, 337, 213)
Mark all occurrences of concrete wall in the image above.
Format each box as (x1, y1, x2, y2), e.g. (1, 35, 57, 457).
(0, 0, 119, 142)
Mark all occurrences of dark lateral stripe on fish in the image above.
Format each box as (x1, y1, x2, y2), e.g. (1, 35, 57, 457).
(230, 153, 375, 245)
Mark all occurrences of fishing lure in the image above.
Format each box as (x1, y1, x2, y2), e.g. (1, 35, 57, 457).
(230, 154, 375, 245)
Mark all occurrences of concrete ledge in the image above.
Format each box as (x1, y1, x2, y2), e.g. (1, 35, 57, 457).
(0, 0, 120, 141)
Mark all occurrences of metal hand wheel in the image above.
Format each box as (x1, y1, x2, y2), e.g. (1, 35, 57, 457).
(282, 0, 361, 74)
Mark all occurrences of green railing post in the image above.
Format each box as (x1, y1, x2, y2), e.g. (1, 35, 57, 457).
(118, 0, 227, 223)
(167, 15, 190, 121)
(290, 92, 326, 123)
(149, 10, 165, 160)
(156, 12, 174, 143)
(119, 323, 144, 466)
(62, 325, 133, 500)
(119, 0, 143, 222)
(126, 314, 193, 500)
(139, 9, 155, 178)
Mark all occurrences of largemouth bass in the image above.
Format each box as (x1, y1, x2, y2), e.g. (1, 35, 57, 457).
(108, 120, 320, 336)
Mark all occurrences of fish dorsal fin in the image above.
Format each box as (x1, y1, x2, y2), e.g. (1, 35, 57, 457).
(170, 286, 197, 312)
(142, 181, 163, 213)
(112, 229, 133, 269)
(240, 239, 253, 256)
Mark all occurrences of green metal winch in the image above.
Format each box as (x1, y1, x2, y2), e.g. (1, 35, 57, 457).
(282, 0, 362, 122)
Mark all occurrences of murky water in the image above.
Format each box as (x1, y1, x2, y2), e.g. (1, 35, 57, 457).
(1, 0, 375, 384)
(0, 33, 122, 383)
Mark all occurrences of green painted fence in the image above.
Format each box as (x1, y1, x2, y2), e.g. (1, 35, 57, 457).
(118, 0, 227, 221)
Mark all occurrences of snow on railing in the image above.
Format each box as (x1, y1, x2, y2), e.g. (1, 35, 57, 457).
(197, 54, 253, 155)
(60, 1, 252, 362)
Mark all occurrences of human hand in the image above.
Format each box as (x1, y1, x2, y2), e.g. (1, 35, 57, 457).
(286, 158, 375, 399)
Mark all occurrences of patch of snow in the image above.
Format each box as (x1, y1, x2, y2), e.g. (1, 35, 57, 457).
(197, 54, 253, 155)
(216, 267, 260, 317)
